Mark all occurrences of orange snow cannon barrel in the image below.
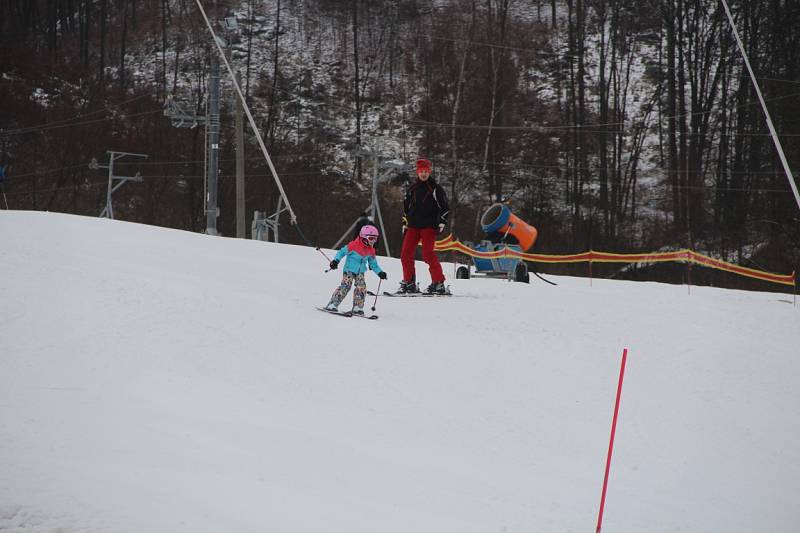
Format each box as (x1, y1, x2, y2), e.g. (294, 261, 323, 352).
(480, 203, 538, 252)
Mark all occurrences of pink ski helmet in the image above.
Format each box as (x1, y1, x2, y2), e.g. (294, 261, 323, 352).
(359, 224, 379, 245)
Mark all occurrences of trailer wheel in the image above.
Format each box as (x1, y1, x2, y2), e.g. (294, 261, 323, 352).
(456, 266, 471, 279)
(514, 262, 530, 283)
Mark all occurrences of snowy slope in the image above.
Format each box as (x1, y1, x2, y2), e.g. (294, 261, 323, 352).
(1, 211, 798, 533)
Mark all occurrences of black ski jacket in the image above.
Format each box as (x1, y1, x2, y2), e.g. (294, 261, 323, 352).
(403, 177, 449, 229)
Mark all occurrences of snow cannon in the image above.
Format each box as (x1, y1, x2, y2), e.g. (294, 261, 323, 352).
(454, 204, 536, 283)
(480, 203, 538, 252)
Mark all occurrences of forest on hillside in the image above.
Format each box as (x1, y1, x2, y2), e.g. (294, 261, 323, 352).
(1, 0, 798, 290)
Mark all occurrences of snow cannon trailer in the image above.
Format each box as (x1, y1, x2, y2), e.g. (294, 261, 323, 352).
(455, 204, 538, 284)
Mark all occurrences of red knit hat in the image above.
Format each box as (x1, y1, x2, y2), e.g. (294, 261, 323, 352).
(416, 158, 432, 172)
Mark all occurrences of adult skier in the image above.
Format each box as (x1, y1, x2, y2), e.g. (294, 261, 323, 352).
(398, 158, 449, 294)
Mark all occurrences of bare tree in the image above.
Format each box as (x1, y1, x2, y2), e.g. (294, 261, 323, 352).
(480, 0, 512, 203)
(120, 0, 130, 90)
(352, 0, 363, 180)
(447, 0, 478, 234)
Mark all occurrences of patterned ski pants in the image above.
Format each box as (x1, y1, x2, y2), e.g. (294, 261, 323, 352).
(327, 272, 367, 311)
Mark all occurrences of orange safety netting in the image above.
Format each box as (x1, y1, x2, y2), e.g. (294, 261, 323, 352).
(434, 235, 796, 287)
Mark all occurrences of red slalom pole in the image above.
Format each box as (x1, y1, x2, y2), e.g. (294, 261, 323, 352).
(596, 348, 629, 533)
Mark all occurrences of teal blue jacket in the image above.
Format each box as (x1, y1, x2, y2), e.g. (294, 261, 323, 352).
(334, 239, 384, 275)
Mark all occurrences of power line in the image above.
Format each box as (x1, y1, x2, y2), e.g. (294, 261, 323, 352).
(0, 93, 155, 136)
(427, 35, 578, 58)
(721, 0, 800, 211)
(406, 118, 800, 138)
(405, 90, 800, 133)
(6, 170, 794, 198)
(1, 109, 163, 137)
(3, 182, 107, 197)
(2, 151, 325, 181)
(6, 153, 794, 185)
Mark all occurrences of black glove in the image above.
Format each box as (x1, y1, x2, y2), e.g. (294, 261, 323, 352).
(378, 271, 387, 280)
(329, 259, 339, 270)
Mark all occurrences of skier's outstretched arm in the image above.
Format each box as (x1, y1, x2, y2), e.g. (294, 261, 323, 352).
(367, 255, 385, 278)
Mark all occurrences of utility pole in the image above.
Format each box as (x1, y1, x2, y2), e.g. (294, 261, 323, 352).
(235, 72, 246, 238)
(206, 53, 221, 235)
(91, 151, 148, 219)
(194, 0, 298, 225)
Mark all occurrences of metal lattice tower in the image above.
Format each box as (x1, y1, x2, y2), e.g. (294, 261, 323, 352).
(91, 151, 148, 220)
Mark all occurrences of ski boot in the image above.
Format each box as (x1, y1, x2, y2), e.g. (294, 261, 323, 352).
(425, 281, 448, 295)
(397, 280, 420, 294)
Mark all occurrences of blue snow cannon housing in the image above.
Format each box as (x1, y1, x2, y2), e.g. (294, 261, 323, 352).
(471, 241, 523, 273)
(454, 204, 534, 283)
(474, 203, 523, 273)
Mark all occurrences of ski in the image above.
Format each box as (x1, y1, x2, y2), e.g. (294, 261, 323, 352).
(316, 307, 353, 317)
(316, 307, 378, 319)
(351, 313, 379, 320)
(374, 290, 452, 297)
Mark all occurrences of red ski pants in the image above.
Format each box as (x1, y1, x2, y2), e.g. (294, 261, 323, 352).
(400, 227, 445, 283)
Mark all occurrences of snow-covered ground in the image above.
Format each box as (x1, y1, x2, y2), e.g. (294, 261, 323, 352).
(1, 210, 798, 533)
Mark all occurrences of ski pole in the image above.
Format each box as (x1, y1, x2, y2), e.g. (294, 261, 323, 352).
(371, 278, 382, 311)
(317, 247, 335, 273)
(316, 246, 332, 262)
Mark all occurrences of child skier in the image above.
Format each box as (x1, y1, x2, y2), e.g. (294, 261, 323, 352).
(324, 224, 387, 315)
